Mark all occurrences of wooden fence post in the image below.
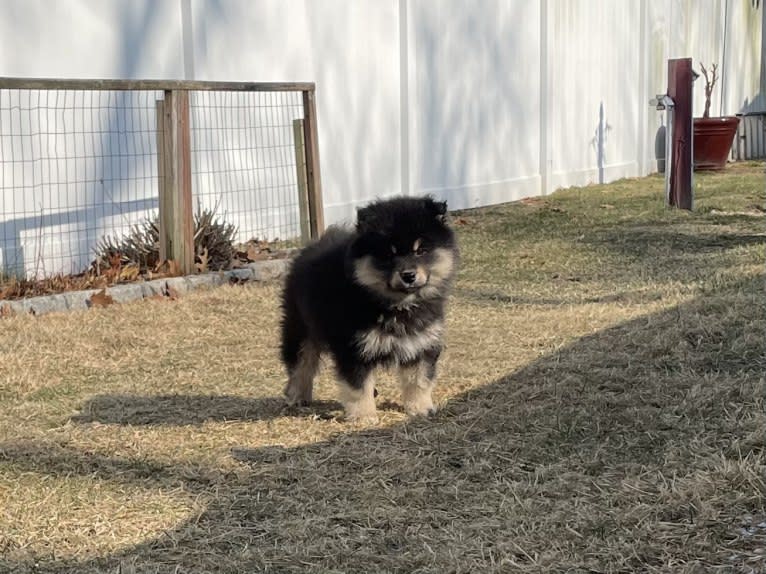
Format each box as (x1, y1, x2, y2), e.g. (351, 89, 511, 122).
(156, 99, 168, 260)
(157, 90, 194, 273)
(292, 119, 311, 245)
(302, 88, 324, 238)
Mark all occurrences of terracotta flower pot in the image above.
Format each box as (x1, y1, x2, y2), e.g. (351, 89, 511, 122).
(693, 116, 740, 170)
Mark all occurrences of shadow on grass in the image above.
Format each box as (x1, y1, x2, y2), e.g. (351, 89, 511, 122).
(455, 286, 665, 307)
(587, 224, 766, 258)
(70, 395, 341, 425)
(1, 275, 764, 573)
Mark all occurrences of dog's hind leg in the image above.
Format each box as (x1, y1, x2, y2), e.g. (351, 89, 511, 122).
(281, 304, 319, 406)
(283, 341, 320, 406)
(281, 293, 319, 406)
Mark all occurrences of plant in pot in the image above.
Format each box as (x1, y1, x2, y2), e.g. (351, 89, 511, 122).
(693, 62, 740, 170)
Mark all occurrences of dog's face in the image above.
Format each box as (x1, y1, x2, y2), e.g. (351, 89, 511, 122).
(350, 197, 457, 301)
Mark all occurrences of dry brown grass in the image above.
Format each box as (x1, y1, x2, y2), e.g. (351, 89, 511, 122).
(0, 163, 764, 573)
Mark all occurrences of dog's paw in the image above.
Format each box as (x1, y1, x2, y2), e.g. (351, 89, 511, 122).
(342, 401, 379, 424)
(404, 397, 437, 417)
(283, 383, 312, 407)
(343, 412, 380, 425)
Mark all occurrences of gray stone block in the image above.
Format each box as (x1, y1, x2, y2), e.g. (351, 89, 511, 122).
(227, 268, 254, 282)
(108, 284, 145, 304)
(141, 280, 166, 298)
(3, 257, 291, 318)
(6, 299, 31, 316)
(186, 274, 223, 290)
(249, 259, 289, 281)
(64, 290, 98, 310)
(23, 293, 70, 316)
(165, 276, 191, 295)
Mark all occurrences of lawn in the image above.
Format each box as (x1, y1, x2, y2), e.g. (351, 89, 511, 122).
(0, 163, 764, 573)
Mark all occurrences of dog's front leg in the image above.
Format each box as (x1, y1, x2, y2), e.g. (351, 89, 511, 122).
(398, 349, 440, 416)
(336, 363, 378, 423)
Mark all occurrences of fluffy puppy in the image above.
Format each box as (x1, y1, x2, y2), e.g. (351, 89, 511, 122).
(280, 196, 458, 421)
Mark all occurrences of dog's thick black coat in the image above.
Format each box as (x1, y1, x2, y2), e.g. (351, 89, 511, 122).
(280, 196, 457, 405)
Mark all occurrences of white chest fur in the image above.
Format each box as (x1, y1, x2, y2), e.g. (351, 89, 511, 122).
(355, 320, 444, 363)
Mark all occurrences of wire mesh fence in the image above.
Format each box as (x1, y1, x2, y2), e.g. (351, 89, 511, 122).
(0, 88, 161, 279)
(190, 90, 305, 247)
(0, 79, 321, 281)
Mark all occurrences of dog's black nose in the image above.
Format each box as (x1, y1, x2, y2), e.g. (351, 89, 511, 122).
(400, 270, 417, 284)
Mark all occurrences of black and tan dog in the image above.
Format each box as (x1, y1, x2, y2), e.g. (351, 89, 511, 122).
(280, 196, 458, 422)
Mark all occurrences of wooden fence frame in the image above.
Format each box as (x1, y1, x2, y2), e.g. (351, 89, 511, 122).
(0, 77, 325, 275)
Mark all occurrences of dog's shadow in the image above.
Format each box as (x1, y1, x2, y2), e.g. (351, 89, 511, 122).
(71, 394, 343, 425)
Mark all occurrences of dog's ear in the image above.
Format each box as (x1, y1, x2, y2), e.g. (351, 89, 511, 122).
(425, 197, 448, 223)
(356, 205, 377, 233)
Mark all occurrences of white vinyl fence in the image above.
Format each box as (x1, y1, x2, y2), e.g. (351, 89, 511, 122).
(0, 0, 763, 278)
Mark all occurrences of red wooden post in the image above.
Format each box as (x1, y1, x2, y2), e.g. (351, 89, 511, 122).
(667, 58, 694, 210)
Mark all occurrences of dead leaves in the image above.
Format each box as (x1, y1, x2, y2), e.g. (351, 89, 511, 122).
(0, 273, 108, 302)
(97, 252, 184, 283)
(164, 284, 180, 301)
(195, 247, 210, 274)
(119, 265, 141, 282)
(92, 252, 141, 284)
(146, 284, 179, 303)
(0, 277, 24, 300)
(520, 197, 566, 214)
(89, 289, 115, 308)
(0, 256, 187, 308)
(232, 239, 288, 267)
(247, 242, 269, 261)
(1, 237, 289, 305)
(146, 259, 182, 280)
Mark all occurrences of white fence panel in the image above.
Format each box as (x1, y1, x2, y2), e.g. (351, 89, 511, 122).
(0, 0, 762, 278)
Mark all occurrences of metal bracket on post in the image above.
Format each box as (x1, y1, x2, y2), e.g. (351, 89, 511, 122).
(650, 94, 675, 207)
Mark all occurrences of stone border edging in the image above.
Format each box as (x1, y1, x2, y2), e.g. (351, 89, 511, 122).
(2, 259, 289, 317)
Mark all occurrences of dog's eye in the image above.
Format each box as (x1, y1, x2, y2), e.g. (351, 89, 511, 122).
(412, 238, 427, 256)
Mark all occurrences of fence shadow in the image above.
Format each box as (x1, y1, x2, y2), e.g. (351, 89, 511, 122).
(1, 273, 763, 573)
